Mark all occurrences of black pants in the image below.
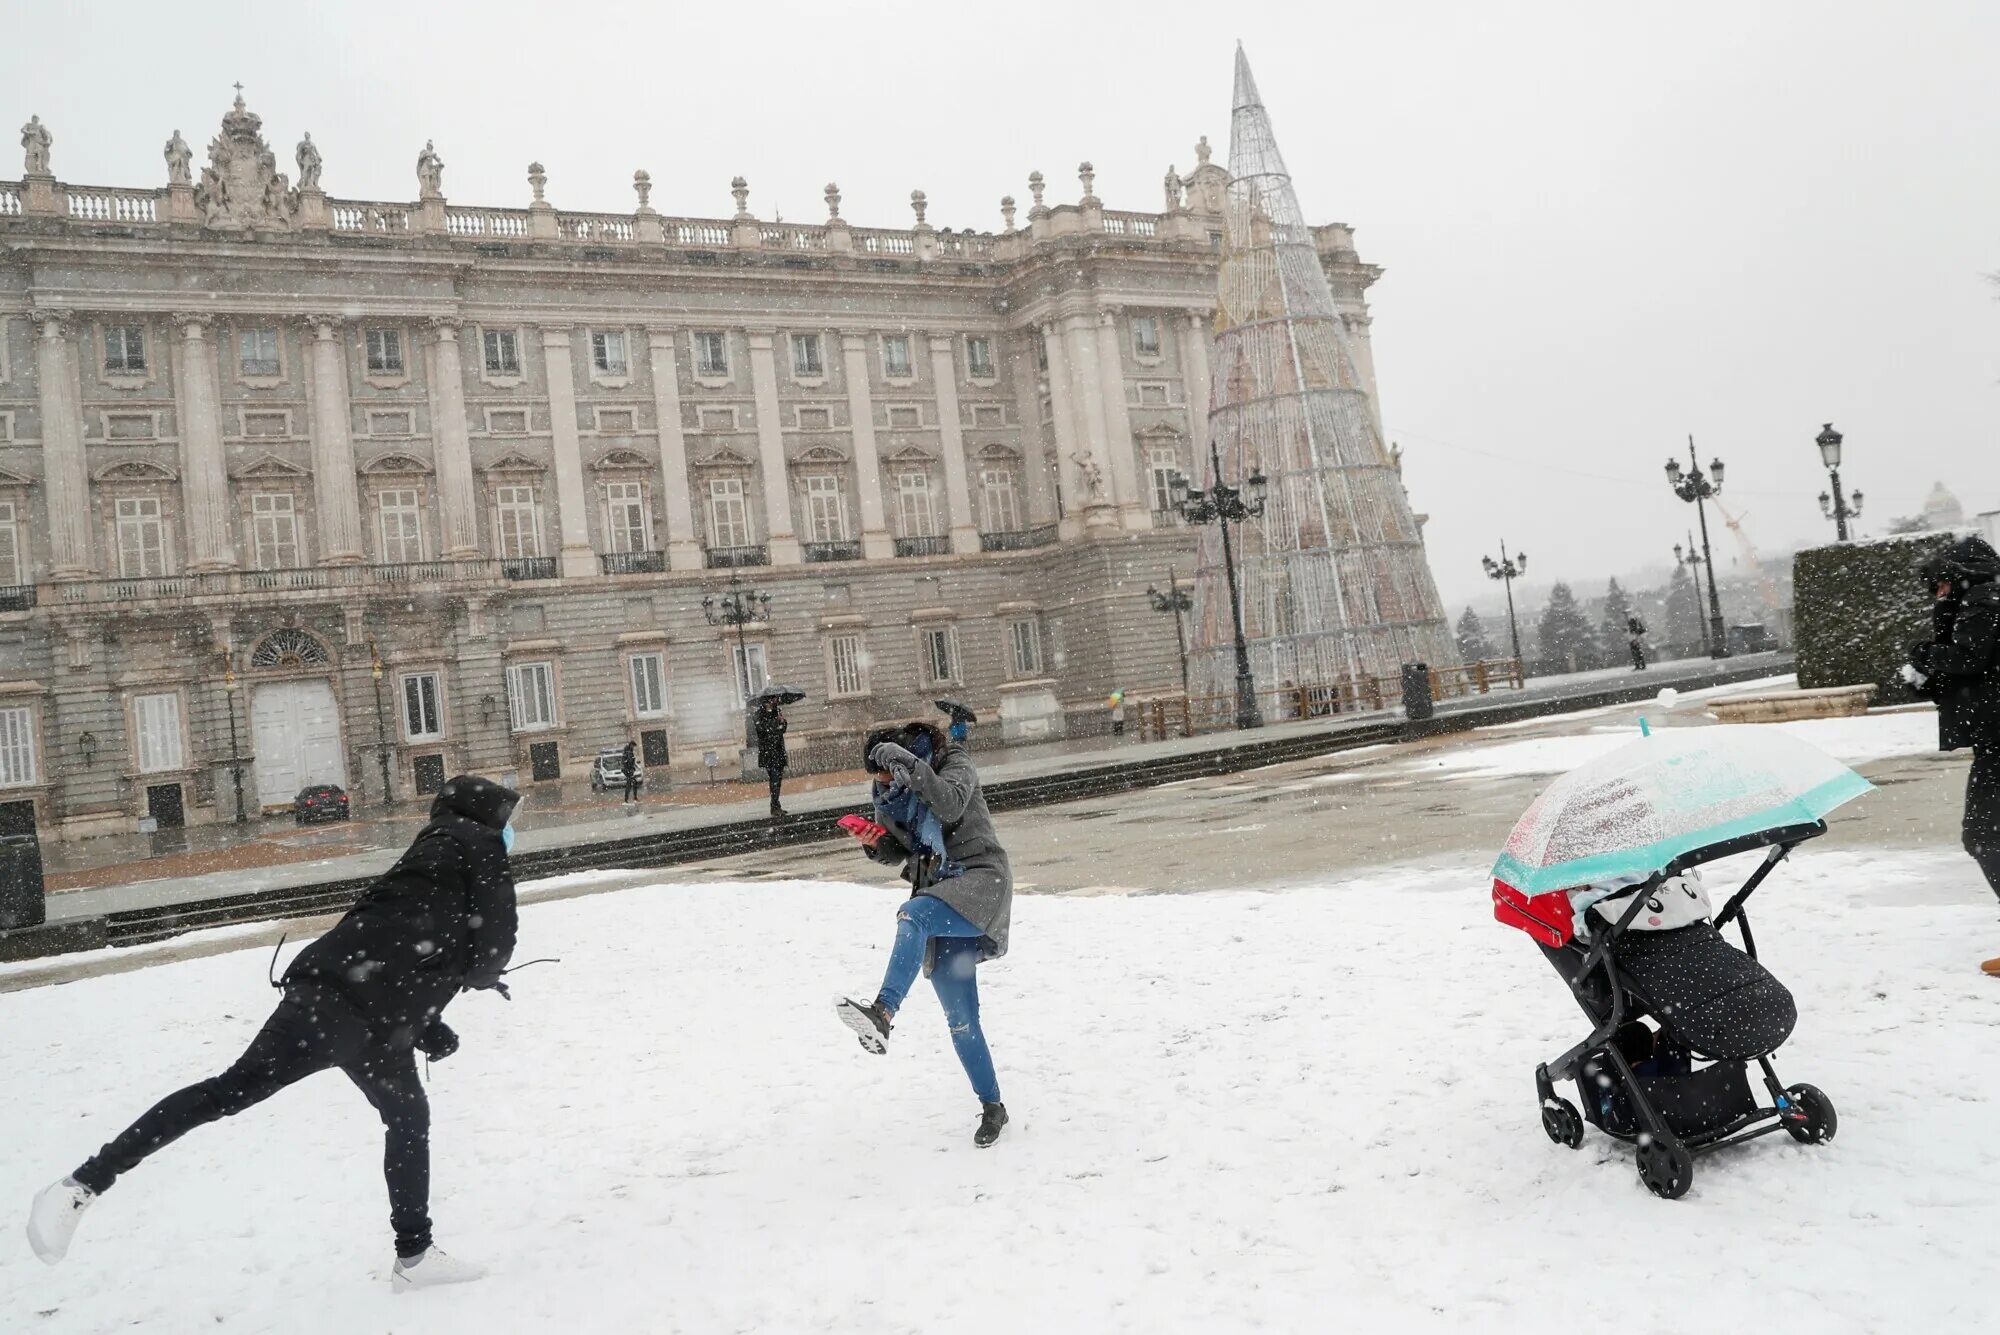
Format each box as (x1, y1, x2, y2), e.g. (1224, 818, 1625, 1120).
(623, 775, 639, 801)
(767, 766, 785, 808)
(1630, 642, 1647, 670)
(1968, 748, 2000, 899)
(73, 986, 433, 1256)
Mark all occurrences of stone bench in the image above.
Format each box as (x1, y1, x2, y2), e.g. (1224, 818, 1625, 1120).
(1710, 684, 1877, 724)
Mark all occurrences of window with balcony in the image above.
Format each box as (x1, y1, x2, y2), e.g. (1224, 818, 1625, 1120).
(1131, 315, 1161, 358)
(104, 324, 147, 374)
(919, 625, 958, 685)
(494, 485, 543, 558)
(1009, 618, 1044, 677)
(591, 330, 629, 376)
(707, 476, 751, 549)
(629, 652, 668, 718)
(980, 467, 1020, 533)
(791, 333, 824, 378)
(1148, 446, 1182, 514)
(0, 706, 37, 786)
(881, 334, 913, 378)
(238, 327, 281, 377)
(694, 331, 730, 377)
(251, 493, 301, 569)
(378, 490, 424, 563)
(115, 497, 167, 577)
(894, 472, 935, 538)
(803, 474, 849, 543)
(604, 481, 650, 553)
(401, 671, 443, 741)
(965, 336, 995, 379)
(0, 503, 20, 586)
(731, 642, 769, 707)
(828, 632, 867, 698)
(365, 328, 404, 375)
(132, 692, 184, 773)
(506, 661, 557, 732)
(483, 328, 521, 376)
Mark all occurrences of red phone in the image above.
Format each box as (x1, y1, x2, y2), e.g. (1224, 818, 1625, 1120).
(838, 814, 887, 844)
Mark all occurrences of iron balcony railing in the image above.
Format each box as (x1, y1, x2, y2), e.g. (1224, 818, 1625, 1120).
(894, 535, 951, 558)
(37, 560, 508, 606)
(0, 584, 37, 611)
(803, 540, 862, 563)
(599, 550, 668, 575)
(501, 556, 558, 581)
(978, 524, 1059, 552)
(705, 545, 770, 569)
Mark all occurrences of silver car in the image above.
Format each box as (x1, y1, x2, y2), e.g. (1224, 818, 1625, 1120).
(588, 748, 643, 793)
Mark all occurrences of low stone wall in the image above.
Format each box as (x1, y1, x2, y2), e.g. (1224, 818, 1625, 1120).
(1710, 685, 1876, 724)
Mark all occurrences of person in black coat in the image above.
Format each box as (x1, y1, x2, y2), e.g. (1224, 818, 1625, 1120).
(754, 697, 789, 817)
(620, 740, 640, 803)
(26, 775, 521, 1288)
(1905, 536, 2000, 966)
(1627, 615, 1649, 671)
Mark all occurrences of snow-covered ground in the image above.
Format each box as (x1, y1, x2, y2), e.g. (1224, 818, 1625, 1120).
(5, 843, 1998, 1333)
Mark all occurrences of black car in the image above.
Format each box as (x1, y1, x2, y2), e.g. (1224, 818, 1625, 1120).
(293, 783, 351, 825)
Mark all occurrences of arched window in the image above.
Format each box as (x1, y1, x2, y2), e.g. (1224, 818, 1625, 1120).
(249, 628, 331, 668)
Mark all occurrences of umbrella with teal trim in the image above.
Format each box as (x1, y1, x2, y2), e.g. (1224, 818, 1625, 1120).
(1491, 725, 1874, 896)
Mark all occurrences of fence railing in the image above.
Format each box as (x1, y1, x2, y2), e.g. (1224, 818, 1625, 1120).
(559, 212, 636, 242)
(330, 201, 411, 233)
(979, 525, 1059, 552)
(66, 187, 158, 224)
(37, 560, 508, 606)
(894, 535, 951, 557)
(0, 584, 38, 611)
(706, 545, 769, 569)
(803, 540, 862, 563)
(446, 208, 531, 239)
(501, 556, 558, 581)
(1133, 659, 1528, 741)
(599, 550, 668, 575)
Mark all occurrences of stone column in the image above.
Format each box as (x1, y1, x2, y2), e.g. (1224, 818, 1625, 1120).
(745, 331, 802, 564)
(425, 319, 481, 559)
(927, 334, 979, 553)
(172, 315, 237, 571)
(1180, 309, 1212, 461)
(1093, 307, 1149, 530)
(1008, 334, 1057, 527)
(839, 332, 894, 559)
(34, 311, 94, 578)
(540, 326, 597, 578)
(304, 317, 364, 563)
(1056, 313, 1119, 532)
(646, 328, 703, 570)
(1038, 320, 1084, 539)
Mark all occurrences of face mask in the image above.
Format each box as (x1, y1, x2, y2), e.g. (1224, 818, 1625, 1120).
(501, 824, 516, 854)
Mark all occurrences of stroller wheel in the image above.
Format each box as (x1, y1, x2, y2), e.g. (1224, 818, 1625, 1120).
(1636, 1136, 1694, 1200)
(1541, 1097, 1585, 1149)
(1781, 1083, 1837, 1145)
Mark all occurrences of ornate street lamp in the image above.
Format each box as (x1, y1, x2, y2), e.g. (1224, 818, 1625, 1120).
(1145, 567, 1194, 700)
(1480, 542, 1528, 668)
(369, 639, 394, 806)
(221, 650, 247, 824)
(1664, 436, 1730, 659)
(703, 571, 774, 710)
(1673, 529, 1711, 657)
(1171, 439, 1268, 730)
(1815, 422, 1863, 542)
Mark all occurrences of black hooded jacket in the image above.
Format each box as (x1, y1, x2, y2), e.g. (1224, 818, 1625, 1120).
(1914, 535, 2000, 752)
(284, 774, 520, 1043)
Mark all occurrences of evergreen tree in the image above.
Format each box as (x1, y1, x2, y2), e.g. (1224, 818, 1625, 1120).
(1664, 564, 1704, 652)
(1537, 582, 1600, 673)
(1599, 578, 1637, 653)
(1456, 606, 1496, 662)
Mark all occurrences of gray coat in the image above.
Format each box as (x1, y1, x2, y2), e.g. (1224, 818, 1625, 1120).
(882, 745, 1011, 960)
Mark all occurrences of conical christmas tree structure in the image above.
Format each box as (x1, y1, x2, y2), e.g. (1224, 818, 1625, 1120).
(1189, 46, 1455, 713)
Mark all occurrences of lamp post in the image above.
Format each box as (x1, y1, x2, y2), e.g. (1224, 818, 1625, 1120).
(1673, 530, 1711, 657)
(1480, 542, 1528, 668)
(1815, 422, 1863, 542)
(369, 640, 393, 806)
(1170, 440, 1268, 730)
(221, 651, 246, 824)
(703, 571, 773, 710)
(1146, 567, 1194, 700)
(1664, 437, 1730, 659)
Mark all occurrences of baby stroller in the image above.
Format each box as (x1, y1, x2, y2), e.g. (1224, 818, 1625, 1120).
(1490, 725, 1865, 1199)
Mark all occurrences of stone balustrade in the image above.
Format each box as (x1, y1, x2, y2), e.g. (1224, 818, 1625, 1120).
(64, 186, 158, 224)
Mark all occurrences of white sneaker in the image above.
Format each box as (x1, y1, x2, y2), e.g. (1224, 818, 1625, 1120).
(391, 1246, 487, 1291)
(26, 1177, 95, 1264)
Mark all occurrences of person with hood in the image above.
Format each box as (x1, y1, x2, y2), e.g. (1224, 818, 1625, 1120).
(836, 721, 1013, 1147)
(1904, 535, 2000, 966)
(620, 739, 640, 804)
(26, 775, 521, 1287)
(754, 695, 789, 817)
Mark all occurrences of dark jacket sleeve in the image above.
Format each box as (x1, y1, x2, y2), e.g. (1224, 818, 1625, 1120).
(905, 750, 977, 824)
(1921, 591, 1999, 680)
(462, 832, 518, 987)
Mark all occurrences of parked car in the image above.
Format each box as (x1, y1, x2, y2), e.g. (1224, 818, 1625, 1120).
(589, 748, 644, 794)
(293, 783, 351, 825)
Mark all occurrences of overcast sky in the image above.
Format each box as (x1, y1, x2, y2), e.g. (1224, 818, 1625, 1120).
(7, 1, 1995, 609)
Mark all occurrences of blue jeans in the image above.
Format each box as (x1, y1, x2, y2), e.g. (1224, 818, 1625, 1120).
(876, 895, 1001, 1104)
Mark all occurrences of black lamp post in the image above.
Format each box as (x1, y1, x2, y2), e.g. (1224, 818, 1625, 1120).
(1145, 566, 1194, 700)
(221, 651, 246, 824)
(1664, 437, 1730, 659)
(1170, 440, 1268, 730)
(369, 640, 393, 806)
(1815, 422, 1863, 543)
(703, 571, 773, 708)
(1673, 530, 1711, 657)
(1480, 542, 1527, 667)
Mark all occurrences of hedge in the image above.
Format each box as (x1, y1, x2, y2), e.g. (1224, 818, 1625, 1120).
(1792, 532, 1955, 699)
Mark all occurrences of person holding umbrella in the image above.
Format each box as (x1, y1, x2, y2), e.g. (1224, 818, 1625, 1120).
(937, 698, 976, 746)
(753, 686, 800, 817)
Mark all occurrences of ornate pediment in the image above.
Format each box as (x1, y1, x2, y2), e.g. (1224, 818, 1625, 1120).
(0, 464, 32, 488)
(793, 444, 848, 465)
(589, 448, 652, 473)
(194, 90, 297, 231)
(883, 443, 937, 465)
(359, 451, 432, 475)
(973, 441, 1022, 461)
(93, 459, 178, 483)
(482, 451, 546, 475)
(693, 444, 756, 470)
(230, 452, 310, 480)
(1135, 423, 1184, 442)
